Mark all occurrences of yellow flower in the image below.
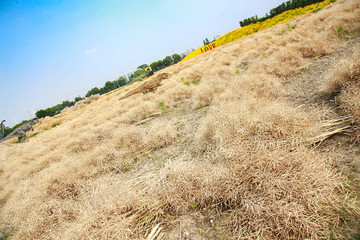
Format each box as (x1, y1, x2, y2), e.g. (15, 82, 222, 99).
(182, 0, 332, 62)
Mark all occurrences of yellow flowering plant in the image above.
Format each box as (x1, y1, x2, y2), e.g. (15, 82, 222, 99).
(182, 0, 333, 61)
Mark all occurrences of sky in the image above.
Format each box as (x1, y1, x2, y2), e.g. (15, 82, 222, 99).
(0, 0, 285, 127)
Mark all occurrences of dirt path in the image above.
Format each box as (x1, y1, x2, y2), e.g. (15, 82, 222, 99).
(286, 38, 360, 105)
(285, 38, 360, 237)
(285, 37, 360, 180)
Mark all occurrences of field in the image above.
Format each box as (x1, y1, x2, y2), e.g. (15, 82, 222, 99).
(1, 0, 360, 239)
(182, 0, 335, 61)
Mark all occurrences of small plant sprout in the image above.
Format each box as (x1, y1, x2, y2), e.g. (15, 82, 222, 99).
(181, 79, 190, 86)
(338, 26, 344, 38)
(159, 101, 167, 114)
(287, 24, 297, 29)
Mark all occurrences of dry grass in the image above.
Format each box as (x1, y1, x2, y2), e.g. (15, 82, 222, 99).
(1, 0, 360, 239)
(155, 149, 354, 239)
(321, 46, 360, 139)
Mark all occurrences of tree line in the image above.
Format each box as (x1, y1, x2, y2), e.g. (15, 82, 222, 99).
(34, 53, 184, 119)
(149, 53, 182, 72)
(85, 53, 183, 98)
(85, 77, 128, 98)
(239, 0, 325, 27)
(35, 98, 84, 118)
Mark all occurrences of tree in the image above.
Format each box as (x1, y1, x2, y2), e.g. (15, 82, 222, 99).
(137, 64, 148, 70)
(85, 87, 100, 97)
(150, 60, 164, 72)
(203, 38, 210, 46)
(129, 69, 146, 82)
(101, 81, 116, 93)
(3, 126, 12, 138)
(150, 62, 158, 71)
(62, 100, 74, 108)
(162, 56, 173, 67)
(36, 109, 47, 118)
(172, 54, 182, 64)
(115, 77, 127, 87)
(75, 97, 84, 102)
(157, 60, 164, 70)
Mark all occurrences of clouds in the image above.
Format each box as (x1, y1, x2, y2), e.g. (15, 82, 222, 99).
(85, 48, 98, 55)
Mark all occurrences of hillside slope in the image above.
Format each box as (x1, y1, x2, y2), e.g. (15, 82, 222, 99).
(182, 0, 334, 61)
(1, 0, 360, 239)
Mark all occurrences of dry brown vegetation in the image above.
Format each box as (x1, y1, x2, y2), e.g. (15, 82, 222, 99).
(321, 48, 360, 139)
(1, 0, 360, 239)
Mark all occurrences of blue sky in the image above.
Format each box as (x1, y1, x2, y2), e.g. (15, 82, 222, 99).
(0, 0, 285, 127)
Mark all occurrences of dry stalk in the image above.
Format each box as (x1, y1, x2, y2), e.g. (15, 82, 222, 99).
(307, 116, 353, 145)
(130, 201, 167, 236)
(146, 223, 164, 240)
(136, 113, 162, 125)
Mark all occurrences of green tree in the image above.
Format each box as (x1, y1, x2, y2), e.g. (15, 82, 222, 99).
(203, 38, 210, 46)
(75, 97, 84, 102)
(100, 81, 116, 93)
(3, 126, 12, 138)
(129, 69, 146, 82)
(150, 62, 158, 71)
(172, 54, 182, 64)
(157, 60, 164, 70)
(150, 60, 164, 72)
(62, 100, 74, 108)
(36, 109, 47, 118)
(115, 76, 127, 87)
(162, 56, 173, 67)
(137, 64, 148, 70)
(85, 87, 100, 97)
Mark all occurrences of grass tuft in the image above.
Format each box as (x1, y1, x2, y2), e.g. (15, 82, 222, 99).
(1, 0, 360, 239)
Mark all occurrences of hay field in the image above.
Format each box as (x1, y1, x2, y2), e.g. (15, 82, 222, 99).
(1, 0, 360, 239)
